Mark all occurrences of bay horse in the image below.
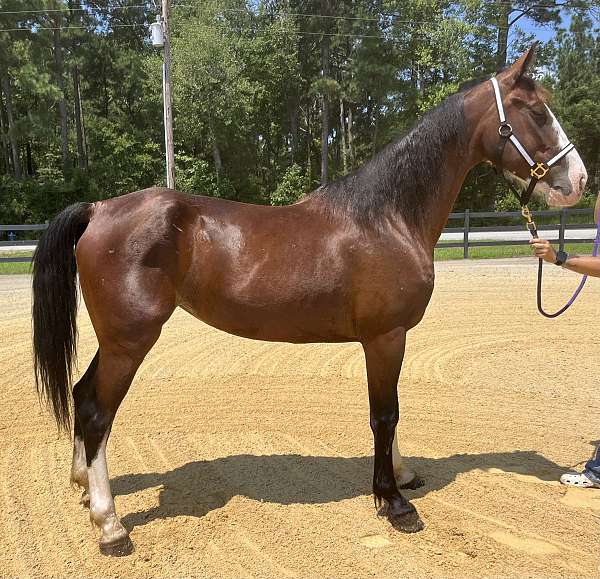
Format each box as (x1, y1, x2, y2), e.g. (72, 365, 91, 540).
(32, 46, 587, 556)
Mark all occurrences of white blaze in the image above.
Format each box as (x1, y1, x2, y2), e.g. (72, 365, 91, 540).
(545, 104, 587, 203)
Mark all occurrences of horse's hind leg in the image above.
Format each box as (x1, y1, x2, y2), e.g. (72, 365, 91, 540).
(75, 339, 159, 556)
(71, 416, 89, 507)
(74, 295, 172, 555)
(71, 352, 100, 507)
(363, 327, 424, 533)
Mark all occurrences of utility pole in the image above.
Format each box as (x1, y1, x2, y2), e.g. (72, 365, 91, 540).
(160, 0, 175, 189)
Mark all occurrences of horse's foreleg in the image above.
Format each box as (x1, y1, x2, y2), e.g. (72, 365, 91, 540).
(392, 432, 423, 489)
(363, 327, 424, 533)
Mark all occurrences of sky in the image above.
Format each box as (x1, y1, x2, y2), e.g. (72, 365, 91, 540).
(518, 8, 599, 44)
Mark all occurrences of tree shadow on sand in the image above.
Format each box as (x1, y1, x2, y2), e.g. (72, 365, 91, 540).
(111, 450, 568, 532)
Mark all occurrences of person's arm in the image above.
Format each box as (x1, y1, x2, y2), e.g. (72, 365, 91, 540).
(529, 238, 600, 277)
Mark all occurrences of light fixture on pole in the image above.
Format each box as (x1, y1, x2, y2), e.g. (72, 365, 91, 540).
(150, 16, 164, 47)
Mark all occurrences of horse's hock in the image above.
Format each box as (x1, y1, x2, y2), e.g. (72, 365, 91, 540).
(1, 260, 599, 577)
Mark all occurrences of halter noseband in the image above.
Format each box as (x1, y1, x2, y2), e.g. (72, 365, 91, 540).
(490, 76, 575, 209)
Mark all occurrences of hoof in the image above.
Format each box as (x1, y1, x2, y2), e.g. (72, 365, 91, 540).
(99, 535, 134, 557)
(388, 508, 425, 533)
(398, 474, 425, 490)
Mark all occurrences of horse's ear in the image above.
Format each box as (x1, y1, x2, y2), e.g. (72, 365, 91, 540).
(500, 43, 539, 85)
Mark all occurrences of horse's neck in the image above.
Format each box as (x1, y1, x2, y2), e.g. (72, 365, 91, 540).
(422, 154, 478, 248)
(415, 121, 482, 250)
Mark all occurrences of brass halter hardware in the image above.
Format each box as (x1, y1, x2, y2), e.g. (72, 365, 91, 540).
(521, 205, 538, 237)
(530, 163, 549, 180)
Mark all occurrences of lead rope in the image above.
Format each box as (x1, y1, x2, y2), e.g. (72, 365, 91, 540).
(521, 206, 600, 318)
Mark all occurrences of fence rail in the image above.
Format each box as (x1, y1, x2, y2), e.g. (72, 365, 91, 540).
(1, 207, 597, 263)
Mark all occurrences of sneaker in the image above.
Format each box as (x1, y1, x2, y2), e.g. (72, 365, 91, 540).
(559, 471, 599, 488)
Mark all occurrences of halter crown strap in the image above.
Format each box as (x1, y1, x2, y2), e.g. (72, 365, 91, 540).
(490, 77, 506, 123)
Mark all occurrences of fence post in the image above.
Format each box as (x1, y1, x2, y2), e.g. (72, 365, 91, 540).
(463, 209, 470, 259)
(559, 208, 566, 249)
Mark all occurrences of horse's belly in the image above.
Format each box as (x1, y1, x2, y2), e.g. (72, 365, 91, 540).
(176, 286, 356, 343)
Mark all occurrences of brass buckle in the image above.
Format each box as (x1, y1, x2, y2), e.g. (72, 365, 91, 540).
(521, 206, 537, 234)
(530, 163, 549, 179)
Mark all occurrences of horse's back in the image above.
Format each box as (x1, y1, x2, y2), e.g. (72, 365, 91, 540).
(75, 186, 433, 343)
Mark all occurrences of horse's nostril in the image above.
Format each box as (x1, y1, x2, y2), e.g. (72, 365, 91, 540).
(580, 174, 587, 190)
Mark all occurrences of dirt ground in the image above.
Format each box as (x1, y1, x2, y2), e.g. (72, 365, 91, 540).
(1, 259, 599, 578)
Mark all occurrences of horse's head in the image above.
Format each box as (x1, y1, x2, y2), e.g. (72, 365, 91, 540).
(474, 45, 587, 207)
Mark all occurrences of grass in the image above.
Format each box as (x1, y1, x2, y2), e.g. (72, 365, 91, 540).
(434, 243, 595, 261)
(0, 250, 33, 275)
(0, 244, 597, 274)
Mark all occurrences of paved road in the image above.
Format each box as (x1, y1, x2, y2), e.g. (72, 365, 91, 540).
(439, 227, 595, 242)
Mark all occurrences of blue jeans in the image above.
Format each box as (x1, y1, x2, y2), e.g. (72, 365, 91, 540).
(584, 444, 600, 485)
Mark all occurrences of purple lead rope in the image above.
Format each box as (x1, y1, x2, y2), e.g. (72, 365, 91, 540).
(534, 217, 600, 318)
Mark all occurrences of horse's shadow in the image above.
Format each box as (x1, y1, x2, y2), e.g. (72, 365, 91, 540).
(111, 449, 568, 532)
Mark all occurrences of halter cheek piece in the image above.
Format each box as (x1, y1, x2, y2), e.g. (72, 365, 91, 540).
(490, 76, 575, 219)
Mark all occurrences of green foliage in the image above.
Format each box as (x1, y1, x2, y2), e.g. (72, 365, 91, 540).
(269, 164, 308, 206)
(0, 173, 95, 223)
(0, 0, 598, 225)
(85, 118, 162, 197)
(176, 155, 236, 199)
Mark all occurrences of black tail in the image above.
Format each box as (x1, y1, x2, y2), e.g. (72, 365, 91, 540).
(32, 202, 92, 432)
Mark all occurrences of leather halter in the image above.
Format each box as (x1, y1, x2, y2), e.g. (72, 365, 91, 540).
(490, 76, 575, 209)
(490, 77, 591, 319)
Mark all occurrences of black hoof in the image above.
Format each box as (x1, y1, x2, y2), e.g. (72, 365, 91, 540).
(398, 475, 425, 490)
(99, 536, 134, 557)
(388, 508, 425, 533)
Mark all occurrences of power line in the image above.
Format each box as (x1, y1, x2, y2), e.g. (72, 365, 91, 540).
(0, 23, 142, 32)
(0, 4, 151, 15)
(0, 1, 583, 19)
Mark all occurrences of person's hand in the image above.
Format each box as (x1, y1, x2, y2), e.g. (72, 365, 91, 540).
(529, 238, 557, 263)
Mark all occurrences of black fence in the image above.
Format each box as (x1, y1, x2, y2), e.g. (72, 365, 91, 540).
(439, 207, 597, 258)
(0, 207, 597, 263)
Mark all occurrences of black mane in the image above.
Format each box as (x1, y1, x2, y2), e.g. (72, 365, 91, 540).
(314, 88, 470, 227)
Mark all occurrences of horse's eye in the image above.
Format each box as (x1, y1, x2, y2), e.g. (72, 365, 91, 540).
(530, 109, 547, 126)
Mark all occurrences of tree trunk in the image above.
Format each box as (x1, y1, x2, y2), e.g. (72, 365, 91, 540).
(371, 103, 380, 158)
(70, 0, 87, 170)
(26, 142, 34, 176)
(347, 103, 355, 169)
(306, 106, 312, 186)
(0, 92, 9, 175)
(210, 126, 222, 176)
(72, 65, 87, 169)
(320, 34, 330, 186)
(496, 2, 511, 69)
(290, 103, 299, 163)
(339, 97, 348, 174)
(0, 74, 21, 180)
(53, 27, 70, 175)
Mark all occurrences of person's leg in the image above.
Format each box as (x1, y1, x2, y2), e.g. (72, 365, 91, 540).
(560, 443, 600, 488)
(582, 444, 600, 485)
